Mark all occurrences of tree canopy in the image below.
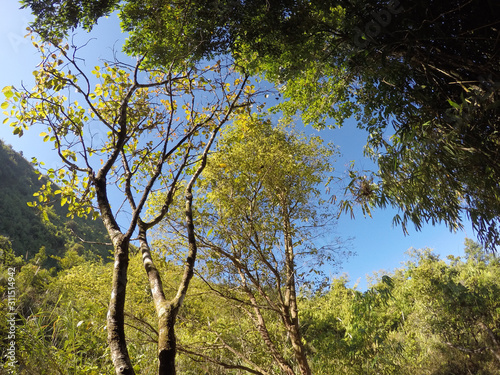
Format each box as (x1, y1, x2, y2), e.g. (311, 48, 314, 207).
(150, 115, 348, 374)
(19, 0, 500, 249)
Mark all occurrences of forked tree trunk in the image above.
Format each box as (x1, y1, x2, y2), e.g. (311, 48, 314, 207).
(138, 188, 200, 374)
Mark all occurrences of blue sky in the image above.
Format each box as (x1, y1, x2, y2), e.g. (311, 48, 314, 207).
(0, 3, 475, 290)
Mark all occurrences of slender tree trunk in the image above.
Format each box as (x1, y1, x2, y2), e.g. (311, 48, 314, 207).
(95, 175, 135, 375)
(240, 278, 295, 375)
(158, 303, 179, 375)
(108, 236, 135, 375)
(138, 187, 201, 374)
(283, 208, 312, 375)
(139, 224, 179, 374)
(138, 125, 220, 373)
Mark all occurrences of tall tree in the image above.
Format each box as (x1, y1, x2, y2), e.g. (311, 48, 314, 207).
(2, 32, 253, 373)
(154, 115, 348, 374)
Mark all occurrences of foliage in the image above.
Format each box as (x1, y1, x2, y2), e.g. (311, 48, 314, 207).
(20, 0, 329, 69)
(9, 1, 500, 372)
(20, 0, 500, 250)
(197, 115, 344, 288)
(1, 34, 251, 225)
(11, 147, 500, 375)
(6, 235, 498, 375)
(20, 0, 119, 39)
(0, 140, 110, 267)
(1, 250, 112, 374)
(229, 0, 500, 250)
(18, 0, 500, 253)
(302, 240, 500, 374)
(0, 236, 23, 268)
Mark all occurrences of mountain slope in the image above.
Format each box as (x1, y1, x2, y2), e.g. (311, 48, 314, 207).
(0, 139, 111, 267)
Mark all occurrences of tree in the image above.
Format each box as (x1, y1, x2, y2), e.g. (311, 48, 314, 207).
(300, 240, 500, 374)
(20, 0, 500, 249)
(153, 115, 349, 374)
(2, 31, 253, 373)
(225, 0, 500, 250)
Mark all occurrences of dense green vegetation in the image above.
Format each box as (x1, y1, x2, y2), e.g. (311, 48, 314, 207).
(2, 238, 499, 374)
(1, 122, 499, 374)
(0, 140, 110, 267)
(1, 1, 499, 373)
(302, 239, 500, 374)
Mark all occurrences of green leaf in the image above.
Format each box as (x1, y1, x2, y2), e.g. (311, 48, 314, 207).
(1, 102, 8, 110)
(447, 99, 461, 109)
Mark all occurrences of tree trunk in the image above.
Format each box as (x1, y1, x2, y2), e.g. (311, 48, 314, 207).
(283, 207, 312, 375)
(95, 174, 135, 375)
(137, 186, 200, 374)
(107, 236, 135, 375)
(158, 303, 179, 375)
(138, 127, 218, 373)
(139, 224, 179, 374)
(237, 270, 296, 375)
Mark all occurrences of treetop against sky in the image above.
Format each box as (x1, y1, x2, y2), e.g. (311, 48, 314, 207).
(0, 1, 480, 290)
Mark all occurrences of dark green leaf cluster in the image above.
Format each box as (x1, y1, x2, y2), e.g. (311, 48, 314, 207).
(224, 0, 500, 250)
(20, 0, 119, 39)
(119, 0, 234, 66)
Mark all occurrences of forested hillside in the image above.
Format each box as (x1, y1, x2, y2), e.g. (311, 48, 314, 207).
(0, 139, 110, 267)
